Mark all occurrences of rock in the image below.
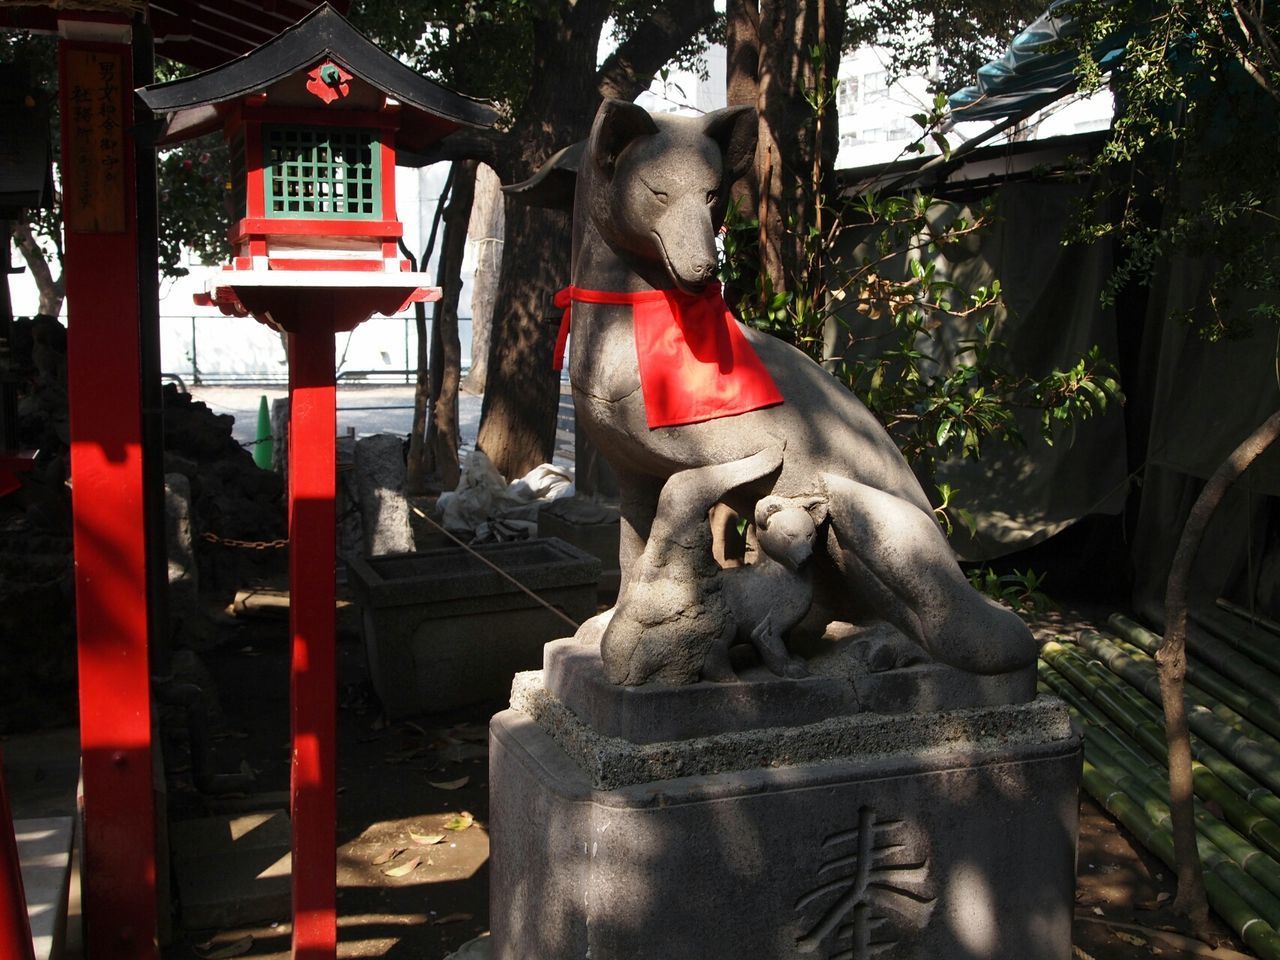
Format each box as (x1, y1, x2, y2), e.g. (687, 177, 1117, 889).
(443, 935, 491, 960)
(270, 396, 289, 475)
(165, 472, 199, 637)
(354, 434, 414, 556)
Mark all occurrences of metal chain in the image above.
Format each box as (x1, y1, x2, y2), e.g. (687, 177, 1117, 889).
(201, 531, 288, 551)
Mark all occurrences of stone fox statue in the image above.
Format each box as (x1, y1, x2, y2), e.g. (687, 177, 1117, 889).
(509, 98, 1036, 684)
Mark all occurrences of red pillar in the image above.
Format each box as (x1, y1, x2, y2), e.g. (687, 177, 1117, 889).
(286, 322, 337, 960)
(59, 26, 158, 960)
(0, 748, 36, 960)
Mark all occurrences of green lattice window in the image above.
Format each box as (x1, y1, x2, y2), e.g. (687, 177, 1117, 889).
(263, 125, 381, 219)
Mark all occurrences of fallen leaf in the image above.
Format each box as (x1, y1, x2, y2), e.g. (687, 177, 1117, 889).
(444, 811, 474, 831)
(194, 935, 254, 959)
(385, 747, 426, 763)
(1092, 906, 1104, 916)
(429, 776, 471, 791)
(439, 743, 488, 763)
(410, 831, 446, 846)
(372, 847, 406, 865)
(1135, 890, 1174, 911)
(433, 912, 473, 925)
(450, 723, 489, 742)
(1112, 931, 1147, 947)
(382, 855, 421, 878)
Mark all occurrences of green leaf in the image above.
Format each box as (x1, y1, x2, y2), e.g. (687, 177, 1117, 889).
(930, 132, 952, 161)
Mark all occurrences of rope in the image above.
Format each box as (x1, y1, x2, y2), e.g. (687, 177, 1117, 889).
(411, 506, 582, 631)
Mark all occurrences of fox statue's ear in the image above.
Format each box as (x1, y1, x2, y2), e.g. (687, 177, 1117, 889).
(591, 98, 658, 177)
(502, 141, 584, 211)
(702, 105, 757, 184)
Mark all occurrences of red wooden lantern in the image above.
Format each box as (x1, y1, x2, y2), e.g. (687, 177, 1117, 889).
(140, 2, 493, 319)
(139, 9, 495, 959)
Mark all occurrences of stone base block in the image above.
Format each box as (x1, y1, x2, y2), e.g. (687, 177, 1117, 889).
(490, 681, 1080, 960)
(542, 636, 1034, 745)
(170, 810, 292, 929)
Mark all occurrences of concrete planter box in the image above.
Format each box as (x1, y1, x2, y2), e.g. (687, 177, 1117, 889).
(348, 537, 599, 717)
(537, 498, 620, 600)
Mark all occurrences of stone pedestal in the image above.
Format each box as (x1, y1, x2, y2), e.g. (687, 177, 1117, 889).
(489, 649, 1080, 960)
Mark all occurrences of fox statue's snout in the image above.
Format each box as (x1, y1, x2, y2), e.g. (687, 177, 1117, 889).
(640, 185, 719, 294)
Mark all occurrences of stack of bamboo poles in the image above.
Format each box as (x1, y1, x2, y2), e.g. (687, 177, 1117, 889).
(1039, 601, 1280, 957)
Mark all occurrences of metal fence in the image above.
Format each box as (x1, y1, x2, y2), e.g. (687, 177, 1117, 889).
(158, 313, 475, 385)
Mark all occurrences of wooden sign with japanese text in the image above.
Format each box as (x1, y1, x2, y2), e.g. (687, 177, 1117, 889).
(63, 49, 128, 233)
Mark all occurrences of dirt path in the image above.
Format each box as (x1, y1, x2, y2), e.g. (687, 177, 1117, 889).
(160, 605, 1257, 960)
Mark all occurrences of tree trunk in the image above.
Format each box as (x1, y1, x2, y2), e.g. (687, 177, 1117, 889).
(1159, 407, 1280, 932)
(475, 197, 570, 478)
(406, 166, 454, 494)
(424, 160, 479, 492)
(473, 11, 603, 481)
(469, 0, 717, 480)
(755, 0, 845, 336)
(11, 222, 63, 317)
(726, 0, 761, 214)
(461, 163, 503, 396)
(405, 305, 432, 493)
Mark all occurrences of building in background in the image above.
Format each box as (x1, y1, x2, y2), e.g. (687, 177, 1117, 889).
(836, 46, 937, 168)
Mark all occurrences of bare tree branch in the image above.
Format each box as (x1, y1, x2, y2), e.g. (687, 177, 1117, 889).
(596, 0, 718, 102)
(1160, 407, 1280, 935)
(1235, 0, 1280, 62)
(409, 127, 504, 172)
(1225, 0, 1280, 101)
(11, 222, 63, 316)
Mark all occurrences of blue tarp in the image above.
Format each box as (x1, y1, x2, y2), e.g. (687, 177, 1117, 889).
(947, 0, 1127, 123)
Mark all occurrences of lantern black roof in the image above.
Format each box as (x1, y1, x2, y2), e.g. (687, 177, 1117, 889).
(0, 1, 352, 72)
(137, 3, 496, 154)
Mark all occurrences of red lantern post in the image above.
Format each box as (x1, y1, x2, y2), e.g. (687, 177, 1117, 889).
(139, 9, 494, 957)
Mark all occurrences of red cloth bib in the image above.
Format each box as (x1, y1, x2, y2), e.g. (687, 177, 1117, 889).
(553, 283, 784, 430)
